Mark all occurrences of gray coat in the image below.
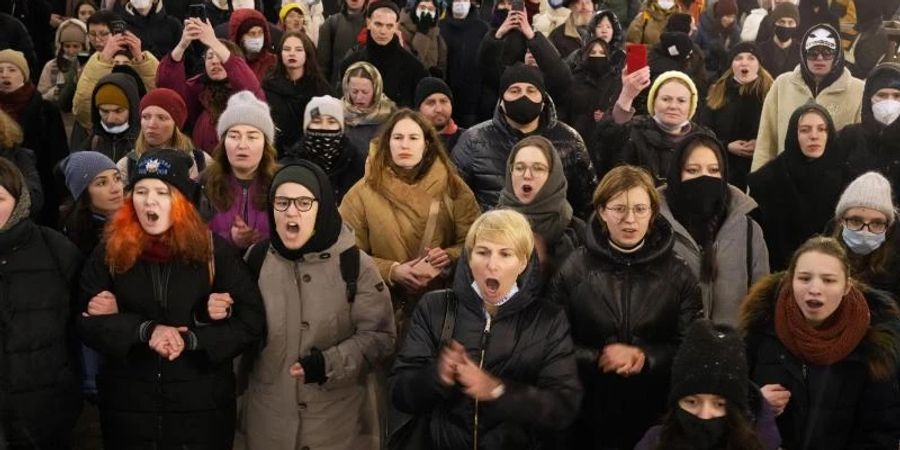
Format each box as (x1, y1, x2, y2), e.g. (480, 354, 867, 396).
(659, 185, 770, 327)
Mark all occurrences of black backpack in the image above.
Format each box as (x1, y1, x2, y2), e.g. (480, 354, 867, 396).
(244, 239, 360, 302)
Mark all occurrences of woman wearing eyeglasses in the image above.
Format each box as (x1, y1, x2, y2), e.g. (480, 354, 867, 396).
(830, 172, 900, 304)
(497, 136, 585, 283)
(548, 165, 703, 450)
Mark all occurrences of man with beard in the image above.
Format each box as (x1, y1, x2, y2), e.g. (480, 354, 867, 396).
(416, 77, 464, 152)
(548, 0, 595, 58)
(399, 0, 447, 77)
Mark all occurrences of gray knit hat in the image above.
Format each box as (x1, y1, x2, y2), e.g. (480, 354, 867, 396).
(216, 90, 275, 143)
(63, 151, 119, 200)
(303, 95, 344, 131)
(835, 172, 896, 225)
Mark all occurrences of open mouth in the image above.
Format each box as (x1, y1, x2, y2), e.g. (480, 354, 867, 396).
(740, 68, 749, 76)
(287, 58, 298, 64)
(521, 184, 533, 194)
(805, 299, 824, 309)
(146, 211, 159, 224)
(484, 278, 500, 293)
(285, 221, 300, 235)
(0, 80, 11, 89)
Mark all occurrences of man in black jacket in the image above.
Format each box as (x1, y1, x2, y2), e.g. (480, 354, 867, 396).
(452, 63, 597, 217)
(339, 0, 428, 107)
(416, 77, 466, 153)
(121, 0, 183, 60)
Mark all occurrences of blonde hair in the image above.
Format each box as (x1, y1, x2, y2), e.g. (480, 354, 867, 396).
(706, 66, 774, 110)
(0, 109, 24, 149)
(465, 210, 535, 262)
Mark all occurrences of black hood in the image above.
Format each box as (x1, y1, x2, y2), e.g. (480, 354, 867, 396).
(587, 9, 623, 52)
(451, 248, 544, 320)
(90, 72, 142, 138)
(799, 23, 845, 96)
(783, 101, 839, 164)
(584, 212, 676, 267)
(861, 62, 900, 135)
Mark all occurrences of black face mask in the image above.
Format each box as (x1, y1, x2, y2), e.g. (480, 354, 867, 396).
(503, 96, 544, 125)
(492, 8, 509, 27)
(677, 175, 727, 217)
(774, 24, 796, 42)
(675, 408, 727, 450)
(584, 56, 611, 76)
(304, 129, 345, 172)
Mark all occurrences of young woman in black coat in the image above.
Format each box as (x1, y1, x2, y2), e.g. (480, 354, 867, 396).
(390, 209, 582, 450)
(77, 149, 266, 450)
(558, 37, 622, 147)
(548, 165, 703, 450)
(60, 151, 124, 256)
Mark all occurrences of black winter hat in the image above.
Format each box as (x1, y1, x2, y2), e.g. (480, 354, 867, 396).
(366, 0, 400, 18)
(499, 63, 546, 96)
(729, 41, 762, 62)
(669, 320, 750, 414)
(659, 31, 693, 60)
(268, 161, 343, 260)
(664, 12, 693, 34)
(415, 76, 454, 107)
(129, 149, 198, 201)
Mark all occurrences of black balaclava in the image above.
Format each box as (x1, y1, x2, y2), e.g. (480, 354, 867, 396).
(268, 161, 343, 259)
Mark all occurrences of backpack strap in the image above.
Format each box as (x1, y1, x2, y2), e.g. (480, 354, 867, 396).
(339, 246, 360, 303)
(246, 239, 271, 280)
(439, 289, 458, 346)
(207, 231, 215, 287)
(746, 216, 753, 289)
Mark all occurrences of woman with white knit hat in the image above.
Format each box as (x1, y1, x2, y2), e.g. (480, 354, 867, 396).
(832, 171, 900, 304)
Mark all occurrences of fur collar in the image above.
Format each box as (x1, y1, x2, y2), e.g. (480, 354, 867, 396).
(739, 272, 900, 381)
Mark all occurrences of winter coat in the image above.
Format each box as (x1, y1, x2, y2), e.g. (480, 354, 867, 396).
(0, 145, 43, 217)
(625, 2, 677, 45)
(740, 273, 900, 450)
(659, 185, 770, 327)
(207, 175, 270, 249)
(339, 156, 482, 283)
(548, 15, 587, 59)
(282, 134, 365, 204)
(695, 8, 742, 76)
(559, 65, 621, 155)
(262, 74, 333, 155)
(548, 216, 703, 449)
(317, 9, 367, 85)
(0, 220, 82, 448)
(592, 113, 712, 185)
(533, 3, 570, 36)
(345, 120, 384, 163)
(237, 225, 395, 450)
(156, 53, 265, 153)
(695, 78, 765, 190)
(36, 19, 86, 108)
(452, 98, 597, 217)
(751, 66, 864, 171)
(439, 9, 489, 126)
(740, 8, 768, 42)
(228, 9, 278, 82)
(339, 35, 429, 108)
(75, 72, 141, 163)
(0, 12, 37, 79)
(122, 0, 182, 60)
(758, 38, 801, 79)
(390, 254, 583, 450)
(73, 51, 159, 131)
(399, 10, 448, 77)
(647, 40, 709, 106)
(77, 236, 267, 449)
(846, 20, 890, 79)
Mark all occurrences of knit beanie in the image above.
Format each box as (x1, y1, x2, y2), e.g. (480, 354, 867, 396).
(669, 320, 750, 414)
(0, 50, 29, 82)
(59, 19, 89, 45)
(499, 63, 547, 96)
(279, 2, 308, 22)
(729, 41, 762, 62)
(303, 95, 345, 130)
(63, 151, 119, 200)
(415, 77, 454, 108)
(139, 88, 187, 129)
(659, 31, 694, 60)
(664, 12, 693, 34)
(835, 172, 895, 225)
(770, 2, 799, 24)
(94, 83, 130, 109)
(268, 161, 342, 259)
(130, 148, 198, 200)
(647, 71, 698, 119)
(367, 0, 400, 18)
(216, 91, 275, 143)
(714, 0, 738, 18)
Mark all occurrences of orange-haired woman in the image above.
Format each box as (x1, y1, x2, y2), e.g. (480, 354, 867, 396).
(77, 148, 266, 449)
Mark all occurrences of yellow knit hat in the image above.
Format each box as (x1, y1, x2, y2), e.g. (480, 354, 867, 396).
(0, 49, 29, 81)
(646, 70, 698, 120)
(94, 83, 130, 109)
(279, 2, 309, 23)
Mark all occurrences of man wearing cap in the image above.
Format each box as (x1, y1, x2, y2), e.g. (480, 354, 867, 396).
(758, 2, 801, 77)
(318, 0, 368, 85)
(339, 0, 428, 107)
(415, 77, 465, 152)
(752, 23, 864, 171)
(80, 72, 141, 162)
(452, 63, 597, 217)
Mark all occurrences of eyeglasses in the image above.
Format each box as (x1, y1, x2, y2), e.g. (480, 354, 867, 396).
(806, 48, 835, 60)
(512, 163, 549, 177)
(843, 217, 888, 234)
(273, 196, 317, 212)
(604, 204, 652, 219)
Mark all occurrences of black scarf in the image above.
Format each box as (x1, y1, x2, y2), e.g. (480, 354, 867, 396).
(301, 130, 347, 173)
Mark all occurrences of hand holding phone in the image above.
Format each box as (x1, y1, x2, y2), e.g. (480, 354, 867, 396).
(111, 20, 127, 35)
(188, 4, 208, 21)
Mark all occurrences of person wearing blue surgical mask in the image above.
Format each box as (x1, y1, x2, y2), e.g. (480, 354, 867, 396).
(832, 172, 900, 304)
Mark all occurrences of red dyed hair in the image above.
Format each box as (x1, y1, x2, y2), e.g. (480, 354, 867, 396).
(104, 186, 212, 273)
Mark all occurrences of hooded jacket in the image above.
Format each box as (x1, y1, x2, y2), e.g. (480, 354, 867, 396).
(451, 95, 597, 218)
(36, 18, 88, 105)
(228, 8, 277, 82)
(72, 50, 159, 132)
(122, 0, 183, 60)
(751, 24, 864, 171)
(740, 273, 900, 450)
(84, 72, 141, 162)
(390, 253, 583, 450)
(559, 39, 622, 148)
(548, 216, 703, 449)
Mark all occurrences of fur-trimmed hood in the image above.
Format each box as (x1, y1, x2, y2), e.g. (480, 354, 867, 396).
(739, 272, 900, 381)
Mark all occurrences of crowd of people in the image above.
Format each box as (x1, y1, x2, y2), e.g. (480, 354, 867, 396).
(1, 0, 900, 449)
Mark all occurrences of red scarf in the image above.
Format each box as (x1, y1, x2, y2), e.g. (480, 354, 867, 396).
(0, 83, 35, 123)
(774, 284, 871, 366)
(441, 119, 459, 136)
(140, 235, 175, 263)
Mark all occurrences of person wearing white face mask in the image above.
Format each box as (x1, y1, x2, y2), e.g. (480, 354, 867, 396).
(399, 0, 449, 77)
(227, 8, 277, 81)
(121, 0, 183, 60)
(84, 72, 141, 162)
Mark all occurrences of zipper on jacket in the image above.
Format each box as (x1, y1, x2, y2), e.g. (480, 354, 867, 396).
(241, 185, 250, 223)
(473, 314, 493, 450)
(622, 269, 631, 344)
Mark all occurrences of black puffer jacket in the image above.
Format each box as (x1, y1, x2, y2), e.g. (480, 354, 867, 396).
(262, 74, 333, 155)
(741, 273, 900, 450)
(82, 73, 141, 162)
(77, 237, 266, 449)
(0, 219, 82, 448)
(390, 253, 583, 450)
(451, 98, 597, 217)
(122, 1, 183, 61)
(548, 216, 703, 449)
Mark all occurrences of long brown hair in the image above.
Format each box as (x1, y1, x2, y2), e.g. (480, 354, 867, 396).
(783, 236, 852, 288)
(706, 65, 774, 110)
(365, 109, 466, 196)
(203, 136, 279, 212)
(268, 31, 329, 90)
(135, 126, 194, 156)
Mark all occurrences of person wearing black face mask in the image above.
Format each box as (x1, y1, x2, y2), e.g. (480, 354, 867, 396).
(452, 63, 598, 217)
(758, 2, 801, 77)
(659, 133, 770, 327)
(634, 320, 774, 450)
(399, 0, 448, 78)
(559, 37, 622, 149)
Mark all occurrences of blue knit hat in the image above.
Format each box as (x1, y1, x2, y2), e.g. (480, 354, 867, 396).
(63, 151, 119, 200)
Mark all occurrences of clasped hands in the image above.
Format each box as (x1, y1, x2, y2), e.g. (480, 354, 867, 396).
(598, 343, 645, 377)
(437, 340, 502, 401)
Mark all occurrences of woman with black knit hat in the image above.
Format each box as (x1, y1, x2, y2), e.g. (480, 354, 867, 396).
(236, 161, 395, 450)
(659, 132, 770, 327)
(78, 148, 266, 449)
(497, 135, 585, 283)
(740, 236, 900, 449)
(635, 320, 774, 450)
(748, 102, 844, 271)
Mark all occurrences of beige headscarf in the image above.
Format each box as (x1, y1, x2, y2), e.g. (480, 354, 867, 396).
(341, 61, 396, 126)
